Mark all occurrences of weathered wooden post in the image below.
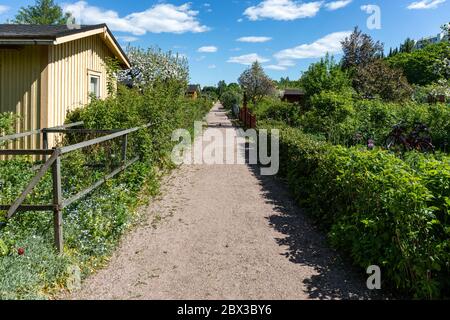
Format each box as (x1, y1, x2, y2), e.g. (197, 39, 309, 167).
(51, 150, 63, 254)
(42, 130, 48, 161)
(122, 134, 128, 162)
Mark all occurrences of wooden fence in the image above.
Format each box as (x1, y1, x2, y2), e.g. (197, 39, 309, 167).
(0, 122, 151, 254)
(239, 106, 257, 129)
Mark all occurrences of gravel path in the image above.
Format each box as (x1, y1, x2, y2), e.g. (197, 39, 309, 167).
(69, 103, 373, 300)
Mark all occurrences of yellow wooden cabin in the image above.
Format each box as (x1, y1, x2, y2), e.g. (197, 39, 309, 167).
(0, 24, 130, 149)
(186, 84, 201, 100)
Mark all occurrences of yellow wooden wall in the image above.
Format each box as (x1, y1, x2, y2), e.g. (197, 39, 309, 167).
(0, 45, 44, 150)
(46, 34, 113, 129)
(0, 34, 115, 150)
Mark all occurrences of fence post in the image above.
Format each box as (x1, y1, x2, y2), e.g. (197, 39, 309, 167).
(51, 152, 63, 254)
(42, 130, 48, 161)
(122, 134, 128, 162)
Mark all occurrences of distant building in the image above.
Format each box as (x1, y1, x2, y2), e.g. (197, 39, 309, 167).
(186, 84, 201, 99)
(415, 26, 449, 49)
(281, 88, 305, 104)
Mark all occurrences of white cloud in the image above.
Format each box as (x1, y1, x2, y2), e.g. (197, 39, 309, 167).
(227, 53, 270, 65)
(274, 31, 352, 61)
(208, 64, 217, 69)
(0, 5, 9, 14)
(198, 46, 218, 53)
(63, 1, 209, 35)
(325, 0, 353, 10)
(116, 36, 139, 42)
(278, 59, 296, 67)
(244, 0, 323, 21)
(237, 36, 272, 43)
(407, 0, 446, 9)
(265, 65, 287, 70)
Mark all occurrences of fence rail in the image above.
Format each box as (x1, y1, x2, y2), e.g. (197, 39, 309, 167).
(0, 122, 151, 254)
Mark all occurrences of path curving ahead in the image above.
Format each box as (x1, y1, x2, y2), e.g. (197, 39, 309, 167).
(69, 103, 373, 300)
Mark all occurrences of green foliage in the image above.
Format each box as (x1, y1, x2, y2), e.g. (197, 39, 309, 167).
(413, 80, 450, 104)
(104, 57, 121, 97)
(201, 86, 219, 101)
(217, 80, 227, 98)
(300, 90, 355, 144)
(341, 27, 384, 71)
(299, 55, 352, 101)
(251, 97, 300, 127)
(276, 77, 301, 89)
(258, 121, 450, 298)
(353, 59, 413, 102)
(13, 0, 71, 25)
(388, 38, 416, 57)
(238, 61, 275, 105)
(220, 90, 242, 110)
(0, 112, 19, 141)
(0, 82, 212, 299)
(387, 42, 450, 86)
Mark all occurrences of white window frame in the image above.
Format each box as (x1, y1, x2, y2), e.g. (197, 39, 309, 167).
(88, 70, 102, 100)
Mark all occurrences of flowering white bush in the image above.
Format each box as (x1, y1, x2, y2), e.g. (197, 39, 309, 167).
(118, 46, 189, 90)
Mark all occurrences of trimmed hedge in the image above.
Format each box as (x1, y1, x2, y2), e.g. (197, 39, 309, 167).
(259, 120, 450, 298)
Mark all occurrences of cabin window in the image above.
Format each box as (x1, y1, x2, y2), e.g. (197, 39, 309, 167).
(89, 75, 100, 98)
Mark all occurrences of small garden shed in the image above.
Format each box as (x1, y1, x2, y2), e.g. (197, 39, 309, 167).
(0, 23, 130, 148)
(186, 84, 201, 99)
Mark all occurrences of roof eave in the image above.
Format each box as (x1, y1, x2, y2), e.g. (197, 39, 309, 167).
(0, 39, 54, 45)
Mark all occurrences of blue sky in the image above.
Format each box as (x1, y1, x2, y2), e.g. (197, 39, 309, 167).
(0, 0, 449, 86)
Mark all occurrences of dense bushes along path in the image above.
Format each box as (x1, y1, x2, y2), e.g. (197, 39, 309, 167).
(68, 103, 375, 300)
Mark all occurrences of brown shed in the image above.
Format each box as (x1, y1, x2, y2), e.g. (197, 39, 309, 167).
(281, 88, 305, 104)
(0, 24, 130, 148)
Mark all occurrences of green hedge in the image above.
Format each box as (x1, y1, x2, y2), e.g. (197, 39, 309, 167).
(259, 121, 450, 298)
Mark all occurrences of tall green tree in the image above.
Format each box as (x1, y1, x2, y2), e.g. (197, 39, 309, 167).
(13, 0, 71, 25)
(238, 61, 274, 105)
(300, 54, 352, 100)
(217, 80, 227, 98)
(354, 59, 412, 101)
(341, 27, 384, 70)
(387, 42, 450, 85)
(399, 38, 415, 53)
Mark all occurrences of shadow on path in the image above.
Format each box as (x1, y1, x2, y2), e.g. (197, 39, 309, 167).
(247, 163, 379, 300)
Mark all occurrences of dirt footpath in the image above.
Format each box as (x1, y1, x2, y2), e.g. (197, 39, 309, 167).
(69, 103, 374, 300)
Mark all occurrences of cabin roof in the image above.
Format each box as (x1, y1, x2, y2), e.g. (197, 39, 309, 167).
(283, 88, 305, 96)
(187, 84, 201, 93)
(0, 24, 130, 68)
(0, 24, 105, 39)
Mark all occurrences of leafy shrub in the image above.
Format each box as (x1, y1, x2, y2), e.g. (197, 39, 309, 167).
(0, 82, 212, 299)
(220, 90, 242, 110)
(300, 90, 356, 144)
(353, 59, 413, 102)
(387, 42, 450, 86)
(258, 122, 450, 298)
(0, 113, 18, 142)
(252, 97, 301, 126)
(300, 54, 352, 101)
(413, 80, 450, 104)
